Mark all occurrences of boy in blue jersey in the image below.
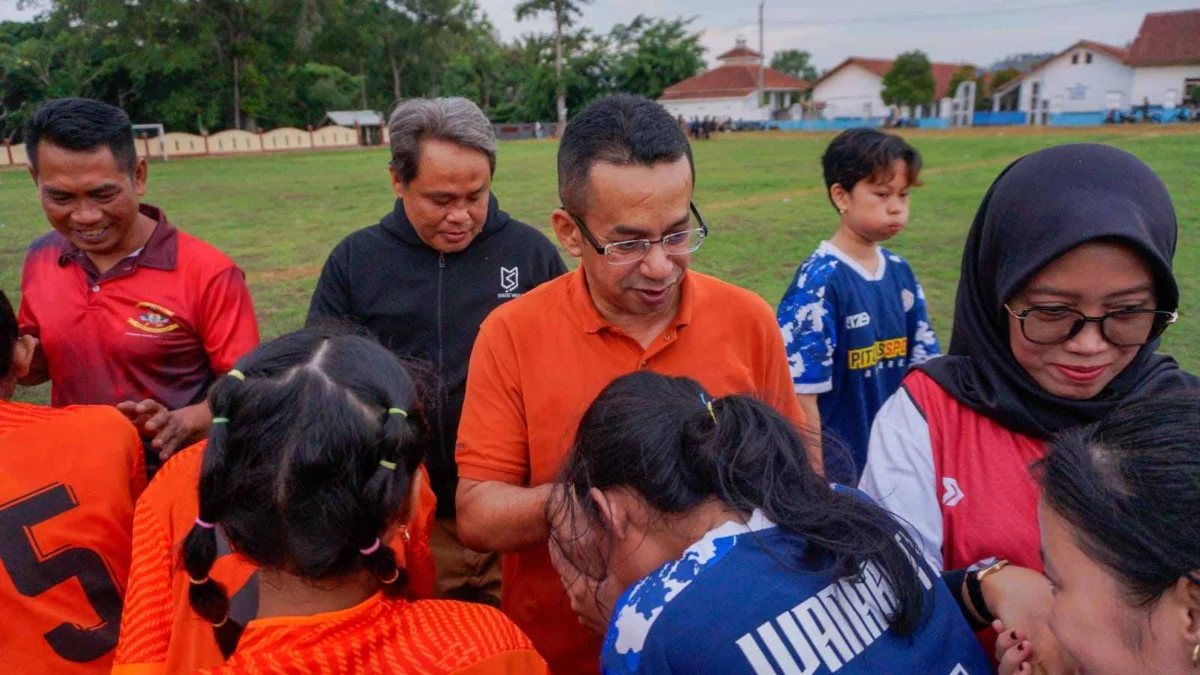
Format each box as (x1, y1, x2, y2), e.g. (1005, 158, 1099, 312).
(777, 129, 940, 481)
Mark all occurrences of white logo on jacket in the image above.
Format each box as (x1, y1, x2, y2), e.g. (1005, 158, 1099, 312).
(902, 289, 916, 312)
(501, 266, 519, 292)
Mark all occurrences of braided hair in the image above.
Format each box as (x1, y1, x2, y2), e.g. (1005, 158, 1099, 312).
(181, 328, 423, 656)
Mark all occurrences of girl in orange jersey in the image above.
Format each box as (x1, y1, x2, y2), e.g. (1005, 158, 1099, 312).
(140, 328, 544, 674)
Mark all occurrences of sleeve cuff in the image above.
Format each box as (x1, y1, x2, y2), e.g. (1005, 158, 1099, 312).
(458, 463, 527, 485)
(794, 381, 833, 395)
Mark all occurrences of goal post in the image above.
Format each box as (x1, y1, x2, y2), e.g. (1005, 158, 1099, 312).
(132, 123, 168, 161)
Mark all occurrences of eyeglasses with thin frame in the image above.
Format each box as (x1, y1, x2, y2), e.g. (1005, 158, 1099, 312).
(1004, 304, 1178, 347)
(565, 202, 708, 266)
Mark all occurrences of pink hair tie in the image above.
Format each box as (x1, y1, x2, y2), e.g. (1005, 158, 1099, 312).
(359, 538, 382, 556)
(195, 518, 216, 530)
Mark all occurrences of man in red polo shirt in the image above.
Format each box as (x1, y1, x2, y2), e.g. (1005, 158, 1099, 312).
(17, 98, 259, 469)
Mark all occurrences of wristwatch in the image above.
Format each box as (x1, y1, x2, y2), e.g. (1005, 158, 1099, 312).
(963, 557, 1010, 626)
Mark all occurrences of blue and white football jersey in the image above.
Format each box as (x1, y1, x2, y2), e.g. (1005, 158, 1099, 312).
(599, 495, 990, 675)
(777, 242, 940, 481)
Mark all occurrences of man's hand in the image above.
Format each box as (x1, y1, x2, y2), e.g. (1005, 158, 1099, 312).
(983, 565, 1077, 675)
(16, 336, 48, 386)
(116, 400, 212, 461)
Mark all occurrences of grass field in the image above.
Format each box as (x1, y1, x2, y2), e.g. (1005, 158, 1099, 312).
(3, 126, 1199, 405)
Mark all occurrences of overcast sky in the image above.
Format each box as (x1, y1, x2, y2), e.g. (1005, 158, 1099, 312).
(2, 0, 1196, 69)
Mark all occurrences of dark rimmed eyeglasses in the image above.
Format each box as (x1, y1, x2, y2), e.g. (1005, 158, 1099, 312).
(565, 202, 708, 266)
(1004, 304, 1178, 347)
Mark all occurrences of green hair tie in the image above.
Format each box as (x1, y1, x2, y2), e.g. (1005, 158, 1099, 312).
(379, 460, 397, 471)
(212, 417, 230, 425)
(227, 370, 246, 381)
(387, 408, 408, 418)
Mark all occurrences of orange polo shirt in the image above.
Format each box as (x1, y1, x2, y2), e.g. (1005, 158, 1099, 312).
(112, 442, 438, 675)
(456, 268, 806, 674)
(0, 401, 145, 675)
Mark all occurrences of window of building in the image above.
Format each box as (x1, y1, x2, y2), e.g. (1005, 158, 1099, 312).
(1072, 53, 1079, 65)
(1086, 52, 1093, 64)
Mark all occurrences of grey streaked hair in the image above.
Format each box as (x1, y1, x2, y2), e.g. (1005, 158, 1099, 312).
(387, 97, 497, 185)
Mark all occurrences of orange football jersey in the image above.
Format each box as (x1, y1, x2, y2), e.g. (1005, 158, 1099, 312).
(0, 401, 145, 674)
(195, 594, 548, 675)
(113, 441, 438, 675)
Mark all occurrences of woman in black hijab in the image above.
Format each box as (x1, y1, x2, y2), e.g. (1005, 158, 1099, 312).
(859, 144, 1195, 670)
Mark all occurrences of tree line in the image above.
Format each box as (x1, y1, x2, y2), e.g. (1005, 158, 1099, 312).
(0, 0, 707, 140)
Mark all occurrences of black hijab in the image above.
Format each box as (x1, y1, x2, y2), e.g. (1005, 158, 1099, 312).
(917, 144, 1196, 439)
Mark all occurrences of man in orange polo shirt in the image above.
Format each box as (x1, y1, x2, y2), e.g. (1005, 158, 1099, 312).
(455, 94, 815, 674)
(17, 98, 259, 473)
(0, 289, 146, 674)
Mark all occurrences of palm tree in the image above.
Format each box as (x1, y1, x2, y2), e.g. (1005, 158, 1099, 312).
(514, 0, 591, 133)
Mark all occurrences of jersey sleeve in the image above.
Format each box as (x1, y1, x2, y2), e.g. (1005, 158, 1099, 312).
(858, 386, 944, 570)
(307, 242, 354, 322)
(17, 253, 41, 338)
(904, 272, 941, 365)
(455, 318, 530, 485)
(197, 267, 260, 377)
(112, 496, 175, 675)
(777, 261, 838, 395)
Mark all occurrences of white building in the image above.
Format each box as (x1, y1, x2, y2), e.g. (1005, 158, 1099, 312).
(990, 41, 1132, 119)
(1128, 10, 1200, 108)
(810, 57, 969, 120)
(658, 38, 810, 122)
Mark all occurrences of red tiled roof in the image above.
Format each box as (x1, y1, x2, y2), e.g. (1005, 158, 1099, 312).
(1128, 10, 1200, 67)
(811, 57, 972, 99)
(659, 64, 810, 101)
(716, 45, 762, 61)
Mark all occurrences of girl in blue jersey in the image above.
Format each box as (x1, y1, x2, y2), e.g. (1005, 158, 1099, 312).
(547, 371, 991, 675)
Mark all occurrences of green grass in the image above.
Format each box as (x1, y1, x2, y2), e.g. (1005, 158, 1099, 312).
(4, 126, 1199, 405)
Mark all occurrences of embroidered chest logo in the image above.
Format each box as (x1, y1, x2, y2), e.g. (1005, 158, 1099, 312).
(127, 301, 180, 334)
(498, 266, 521, 299)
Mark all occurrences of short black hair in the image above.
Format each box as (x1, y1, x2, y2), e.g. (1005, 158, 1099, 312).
(557, 94, 695, 214)
(26, 98, 137, 176)
(0, 291, 16, 378)
(821, 128, 922, 212)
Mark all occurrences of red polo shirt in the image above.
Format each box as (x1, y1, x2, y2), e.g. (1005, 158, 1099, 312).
(18, 204, 260, 410)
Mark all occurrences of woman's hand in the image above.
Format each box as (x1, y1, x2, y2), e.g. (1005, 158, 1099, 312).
(982, 565, 1077, 675)
(993, 620, 1033, 675)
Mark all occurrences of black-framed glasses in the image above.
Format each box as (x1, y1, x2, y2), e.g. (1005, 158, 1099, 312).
(566, 202, 708, 266)
(1004, 304, 1178, 347)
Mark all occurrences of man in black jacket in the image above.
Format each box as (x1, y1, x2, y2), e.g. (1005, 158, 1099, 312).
(307, 97, 567, 606)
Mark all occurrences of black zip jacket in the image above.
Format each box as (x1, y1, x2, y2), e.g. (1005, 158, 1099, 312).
(307, 195, 568, 516)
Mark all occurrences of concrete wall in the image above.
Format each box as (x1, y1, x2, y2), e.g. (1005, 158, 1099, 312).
(812, 65, 886, 120)
(313, 125, 358, 148)
(208, 129, 262, 154)
(1133, 65, 1200, 107)
(161, 132, 208, 157)
(262, 127, 313, 151)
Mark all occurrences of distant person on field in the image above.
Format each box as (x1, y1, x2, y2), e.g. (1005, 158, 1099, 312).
(0, 289, 146, 674)
(307, 97, 567, 607)
(777, 128, 940, 482)
(17, 98, 259, 473)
